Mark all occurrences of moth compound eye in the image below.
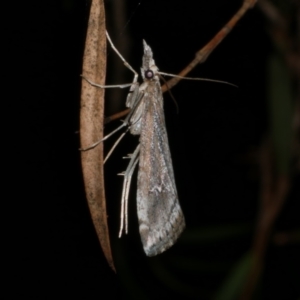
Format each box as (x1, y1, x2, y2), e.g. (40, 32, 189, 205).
(145, 69, 154, 79)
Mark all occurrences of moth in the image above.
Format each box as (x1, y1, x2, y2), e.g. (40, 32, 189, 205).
(82, 32, 185, 256)
(124, 39, 186, 256)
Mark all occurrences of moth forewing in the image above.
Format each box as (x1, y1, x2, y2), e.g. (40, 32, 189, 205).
(136, 41, 185, 256)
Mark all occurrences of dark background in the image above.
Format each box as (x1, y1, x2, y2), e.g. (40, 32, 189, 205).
(9, 0, 299, 299)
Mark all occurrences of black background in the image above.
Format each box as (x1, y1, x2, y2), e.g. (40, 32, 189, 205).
(8, 0, 299, 299)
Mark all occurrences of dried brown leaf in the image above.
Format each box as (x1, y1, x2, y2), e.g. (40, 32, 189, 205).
(80, 0, 115, 271)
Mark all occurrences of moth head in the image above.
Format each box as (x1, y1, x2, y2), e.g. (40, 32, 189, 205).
(141, 40, 158, 80)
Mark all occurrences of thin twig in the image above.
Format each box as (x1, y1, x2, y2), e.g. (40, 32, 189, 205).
(105, 0, 257, 123)
(161, 0, 257, 91)
(104, 108, 130, 124)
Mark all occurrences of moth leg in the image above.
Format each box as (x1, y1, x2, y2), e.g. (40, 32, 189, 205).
(79, 122, 127, 151)
(103, 129, 128, 164)
(118, 144, 140, 237)
(80, 89, 144, 152)
(105, 31, 138, 82)
(79, 85, 142, 152)
(81, 75, 133, 89)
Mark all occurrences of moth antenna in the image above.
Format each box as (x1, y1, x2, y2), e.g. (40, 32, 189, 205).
(158, 71, 237, 88)
(159, 74, 179, 114)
